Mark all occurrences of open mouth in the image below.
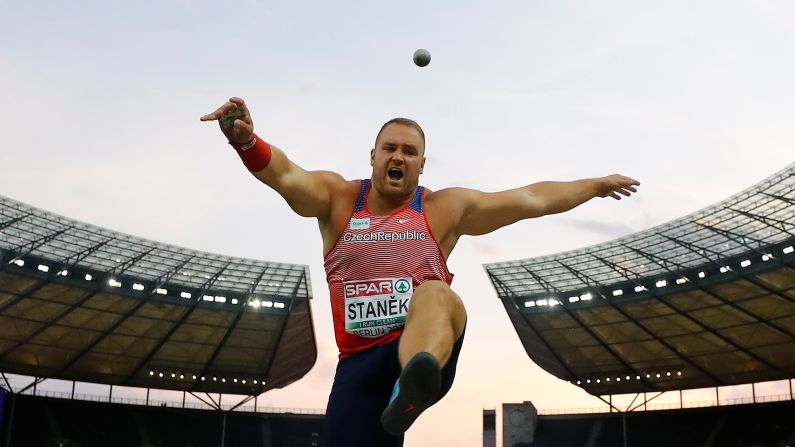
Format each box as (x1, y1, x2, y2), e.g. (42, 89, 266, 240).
(388, 168, 404, 181)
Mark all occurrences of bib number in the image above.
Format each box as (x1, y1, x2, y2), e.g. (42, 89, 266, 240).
(343, 277, 413, 338)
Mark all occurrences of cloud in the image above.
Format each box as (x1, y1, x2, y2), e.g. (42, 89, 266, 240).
(559, 218, 637, 239)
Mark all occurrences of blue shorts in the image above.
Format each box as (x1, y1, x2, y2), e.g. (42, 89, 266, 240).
(324, 329, 465, 446)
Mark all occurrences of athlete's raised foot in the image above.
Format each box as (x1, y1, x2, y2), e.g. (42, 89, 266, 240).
(381, 352, 442, 435)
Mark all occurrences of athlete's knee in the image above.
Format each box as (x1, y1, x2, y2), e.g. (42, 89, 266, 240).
(410, 281, 466, 323)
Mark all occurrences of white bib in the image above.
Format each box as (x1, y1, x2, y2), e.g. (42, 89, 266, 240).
(343, 277, 413, 338)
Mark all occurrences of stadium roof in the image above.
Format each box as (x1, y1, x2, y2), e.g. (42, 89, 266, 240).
(0, 195, 316, 395)
(485, 163, 795, 396)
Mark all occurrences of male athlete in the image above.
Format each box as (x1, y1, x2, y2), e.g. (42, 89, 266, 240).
(201, 97, 639, 446)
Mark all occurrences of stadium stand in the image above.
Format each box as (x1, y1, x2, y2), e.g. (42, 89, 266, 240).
(500, 399, 795, 447)
(486, 163, 795, 446)
(0, 194, 319, 446)
(2, 393, 323, 447)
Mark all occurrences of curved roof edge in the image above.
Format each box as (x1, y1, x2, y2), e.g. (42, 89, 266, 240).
(0, 195, 312, 299)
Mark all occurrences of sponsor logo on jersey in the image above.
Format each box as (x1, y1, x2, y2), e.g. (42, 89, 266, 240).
(342, 229, 427, 243)
(343, 278, 413, 338)
(350, 217, 371, 230)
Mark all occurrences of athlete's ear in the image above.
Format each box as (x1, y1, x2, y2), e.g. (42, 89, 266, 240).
(420, 156, 425, 174)
(370, 148, 375, 167)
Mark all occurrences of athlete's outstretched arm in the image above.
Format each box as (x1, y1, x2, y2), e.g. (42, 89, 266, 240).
(443, 174, 639, 237)
(200, 97, 344, 219)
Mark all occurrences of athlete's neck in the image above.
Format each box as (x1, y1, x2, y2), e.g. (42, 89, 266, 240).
(367, 185, 415, 216)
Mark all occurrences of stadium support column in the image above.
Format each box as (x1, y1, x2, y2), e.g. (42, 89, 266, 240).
(482, 409, 496, 447)
(220, 412, 227, 447)
(3, 393, 15, 447)
(622, 413, 627, 447)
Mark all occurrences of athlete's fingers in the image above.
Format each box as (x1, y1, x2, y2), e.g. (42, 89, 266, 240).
(617, 188, 633, 196)
(233, 119, 254, 140)
(229, 97, 247, 108)
(200, 102, 238, 121)
(609, 192, 621, 200)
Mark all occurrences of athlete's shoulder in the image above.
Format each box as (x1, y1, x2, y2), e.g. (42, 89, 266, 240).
(423, 187, 476, 205)
(315, 172, 362, 196)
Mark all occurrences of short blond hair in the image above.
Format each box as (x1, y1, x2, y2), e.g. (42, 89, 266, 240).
(375, 118, 425, 151)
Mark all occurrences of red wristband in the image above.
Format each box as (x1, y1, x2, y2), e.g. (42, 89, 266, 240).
(230, 133, 272, 172)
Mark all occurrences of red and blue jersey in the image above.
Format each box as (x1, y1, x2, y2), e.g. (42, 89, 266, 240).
(323, 179, 453, 358)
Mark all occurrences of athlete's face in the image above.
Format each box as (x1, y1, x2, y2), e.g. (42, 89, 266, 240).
(370, 123, 426, 198)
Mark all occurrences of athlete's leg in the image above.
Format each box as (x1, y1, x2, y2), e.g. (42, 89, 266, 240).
(381, 281, 467, 435)
(325, 341, 403, 446)
(398, 280, 467, 368)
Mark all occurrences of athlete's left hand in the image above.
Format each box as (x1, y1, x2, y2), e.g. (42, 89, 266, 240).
(596, 174, 640, 200)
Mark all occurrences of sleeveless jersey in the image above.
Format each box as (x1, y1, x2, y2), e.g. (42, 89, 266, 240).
(324, 179, 453, 358)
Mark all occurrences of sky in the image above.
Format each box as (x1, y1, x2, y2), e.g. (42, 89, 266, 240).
(1, 0, 794, 445)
